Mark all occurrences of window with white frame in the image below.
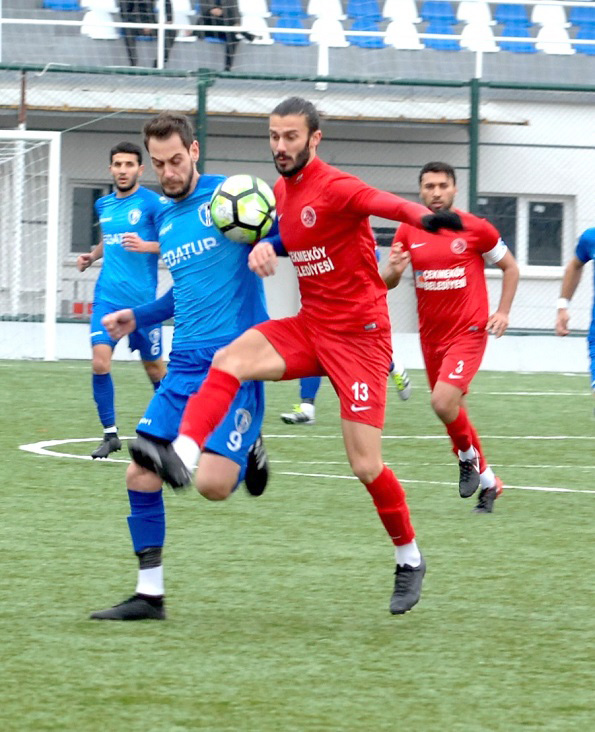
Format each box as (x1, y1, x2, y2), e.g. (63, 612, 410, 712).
(476, 195, 571, 267)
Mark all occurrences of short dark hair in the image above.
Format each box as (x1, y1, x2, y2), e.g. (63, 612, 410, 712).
(142, 112, 195, 150)
(271, 97, 320, 136)
(110, 141, 142, 165)
(419, 162, 456, 185)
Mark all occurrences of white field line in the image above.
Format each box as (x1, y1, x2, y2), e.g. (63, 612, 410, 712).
(18, 437, 595, 495)
(276, 471, 595, 495)
(473, 391, 589, 396)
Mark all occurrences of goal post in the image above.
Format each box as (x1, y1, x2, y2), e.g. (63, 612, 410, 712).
(0, 129, 62, 361)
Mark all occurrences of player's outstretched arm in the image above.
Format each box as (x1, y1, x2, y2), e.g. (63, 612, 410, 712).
(339, 182, 463, 232)
(249, 241, 278, 278)
(102, 309, 136, 340)
(486, 250, 519, 337)
(382, 241, 411, 290)
(556, 256, 585, 336)
(122, 233, 160, 253)
(77, 240, 104, 272)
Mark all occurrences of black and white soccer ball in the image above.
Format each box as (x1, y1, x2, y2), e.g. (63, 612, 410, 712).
(210, 174, 276, 244)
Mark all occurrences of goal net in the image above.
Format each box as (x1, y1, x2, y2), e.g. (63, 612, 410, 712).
(0, 130, 62, 361)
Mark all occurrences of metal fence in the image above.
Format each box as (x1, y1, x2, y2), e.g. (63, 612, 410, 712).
(0, 10, 594, 357)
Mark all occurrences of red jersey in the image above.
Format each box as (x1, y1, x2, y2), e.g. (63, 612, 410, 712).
(395, 210, 505, 343)
(274, 156, 430, 332)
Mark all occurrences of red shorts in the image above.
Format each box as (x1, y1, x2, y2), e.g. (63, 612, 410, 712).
(254, 312, 392, 428)
(421, 329, 488, 394)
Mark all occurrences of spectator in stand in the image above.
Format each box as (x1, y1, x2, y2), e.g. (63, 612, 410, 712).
(198, 0, 255, 71)
(119, 1, 176, 68)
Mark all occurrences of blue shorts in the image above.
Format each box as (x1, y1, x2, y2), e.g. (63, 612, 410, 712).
(91, 300, 162, 361)
(137, 347, 265, 477)
(588, 335, 595, 390)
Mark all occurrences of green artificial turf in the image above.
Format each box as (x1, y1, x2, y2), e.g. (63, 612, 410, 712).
(1, 360, 593, 731)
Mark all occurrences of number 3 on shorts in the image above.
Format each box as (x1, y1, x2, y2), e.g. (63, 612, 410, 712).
(351, 382, 369, 401)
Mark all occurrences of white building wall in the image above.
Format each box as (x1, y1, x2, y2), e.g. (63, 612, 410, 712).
(4, 96, 590, 364)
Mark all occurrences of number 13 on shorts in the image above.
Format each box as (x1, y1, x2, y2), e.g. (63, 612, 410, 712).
(351, 381, 369, 401)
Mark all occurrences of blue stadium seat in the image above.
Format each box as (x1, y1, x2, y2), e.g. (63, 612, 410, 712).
(424, 19, 460, 50)
(269, 0, 307, 18)
(575, 26, 595, 55)
(569, 5, 595, 28)
(420, 1, 457, 25)
(347, 0, 382, 22)
(499, 22, 537, 52)
(348, 17, 385, 46)
(272, 15, 311, 44)
(494, 4, 531, 27)
(43, 0, 80, 9)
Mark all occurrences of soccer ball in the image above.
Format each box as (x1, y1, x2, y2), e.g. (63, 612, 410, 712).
(210, 174, 276, 244)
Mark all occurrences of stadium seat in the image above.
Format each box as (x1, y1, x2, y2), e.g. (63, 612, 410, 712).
(272, 15, 310, 44)
(494, 4, 531, 27)
(499, 22, 537, 52)
(310, 17, 349, 46)
(238, 0, 271, 18)
(460, 21, 499, 52)
(575, 25, 595, 54)
(420, 1, 457, 24)
(172, 0, 196, 43)
(269, 0, 307, 18)
(531, 3, 569, 29)
(43, 0, 80, 9)
(424, 19, 460, 49)
(81, 0, 116, 11)
(347, 0, 382, 22)
(569, 5, 595, 28)
(535, 24, 575, 54)
(307, 0, 345, 20)
(80, 0, 118, 40)
(457, 1, 494, 27)
(242, 15, 274, 44)
(385, 19, 424, 49)
(382, 0, 421, 24)
(347, 17, 385, 47)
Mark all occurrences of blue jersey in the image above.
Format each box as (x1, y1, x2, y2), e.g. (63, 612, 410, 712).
(575, 227, 595, 337)
(94, 186, 161, 308)
(155, 174, 268, 351)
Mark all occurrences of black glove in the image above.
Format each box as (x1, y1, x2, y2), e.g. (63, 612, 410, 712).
(421, 210, 463, 232)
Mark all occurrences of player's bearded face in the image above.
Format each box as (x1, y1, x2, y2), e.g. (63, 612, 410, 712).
(158, 157, 194, 200)
(419, 172, 457, 212)
(149, 136, 199, 201)
(272, 135, 311, 178)
(113, 172, 139, 193)
(110, 153, 142, 193)
(270, 114, 318, 178)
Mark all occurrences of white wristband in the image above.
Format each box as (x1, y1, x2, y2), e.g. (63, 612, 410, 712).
(557, 298, 569, 310)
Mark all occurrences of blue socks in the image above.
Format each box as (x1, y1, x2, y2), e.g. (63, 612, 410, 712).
(127, 489, 166, 554)
(300, 376, 321, 401)
(92, 372, 115, 428)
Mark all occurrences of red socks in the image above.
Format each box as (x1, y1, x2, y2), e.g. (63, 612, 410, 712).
(364, 466, 415, 546)
(180, 368, 241, 447)
(445, 407, 473, 453)
(446, 408, 487, 472)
